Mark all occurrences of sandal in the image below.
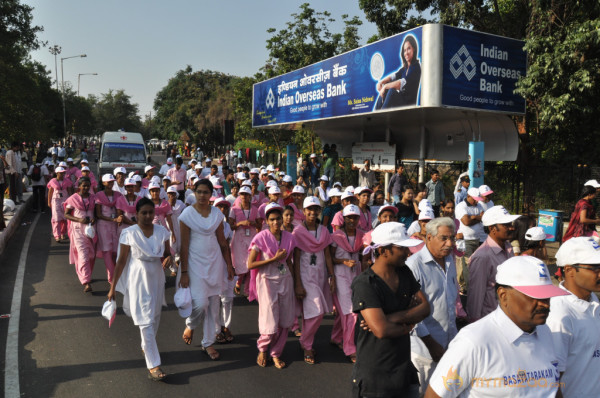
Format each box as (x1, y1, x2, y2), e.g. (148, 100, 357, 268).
(223, 327, 234, 343)
(182, 327, 194, 345)
(348, 354, 357, 364)
(272, 356, 286, 369)
(215, 331, 227, 344)
(148, 367, 167, 381)
(233, 283, 241, 296)
(83, 284, 92, 293)
(201, 345, 220, 361)
(303, 349, 315, 365)
(292, 329, 302, 337)
(257, 352, 268, 368)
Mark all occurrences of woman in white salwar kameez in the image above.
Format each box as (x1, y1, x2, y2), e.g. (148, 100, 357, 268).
(108, 197, 173, 382)
(179, 178, 235, 361)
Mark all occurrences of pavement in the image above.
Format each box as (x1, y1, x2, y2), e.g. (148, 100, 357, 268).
(0, 192, 33, 255)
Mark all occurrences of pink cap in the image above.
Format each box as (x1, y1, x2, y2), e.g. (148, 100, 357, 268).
(496, 256, 570, 299)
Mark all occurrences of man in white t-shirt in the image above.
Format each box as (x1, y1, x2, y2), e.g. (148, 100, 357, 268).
(425, 256, 569, 398)
(454, 187, 484, 295)
(546, 237, 600, 398)
(159, 158, 174, 176)
(28, 160, 49, 213)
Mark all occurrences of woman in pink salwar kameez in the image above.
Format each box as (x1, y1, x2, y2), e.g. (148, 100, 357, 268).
(247, 203, 296, 369)
(94, 174, 123, 284)
(47, 166, 73, 242)
(64, 177, 97, 293)
(115, 178, 140, 237)
(293, 196, 335, 365)
(148, 182, 175, 235)
(330, 204, 364, 363)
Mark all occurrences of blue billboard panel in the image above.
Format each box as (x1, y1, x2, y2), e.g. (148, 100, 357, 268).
(253, 27, 423, 127)
(442, 25, 526, 114)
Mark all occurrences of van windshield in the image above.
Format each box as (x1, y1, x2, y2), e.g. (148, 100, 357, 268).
(101, 142, 146, 163)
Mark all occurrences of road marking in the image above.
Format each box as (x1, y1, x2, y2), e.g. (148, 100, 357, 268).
(5, 213, 40, 398)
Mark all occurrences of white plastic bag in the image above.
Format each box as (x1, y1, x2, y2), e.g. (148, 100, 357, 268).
(101, 300, 117, 327)
(84, 223, 95, 239)
(174, 287, 192, 318)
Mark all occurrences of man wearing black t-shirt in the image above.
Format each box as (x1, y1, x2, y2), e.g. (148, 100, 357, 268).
(352, 222, 430, 397)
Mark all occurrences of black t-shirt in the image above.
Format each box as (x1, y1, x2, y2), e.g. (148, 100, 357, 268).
(351, 265, 421, 397)
(396, 201, 416, 219)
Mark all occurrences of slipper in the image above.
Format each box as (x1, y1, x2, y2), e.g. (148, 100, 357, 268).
(272, 356, 286, 369)
(233, 284, 241, 296)
(148, 367, 167, 381)
(303, 349, 315, 365)
(201, 345, 220, 361)
(182, 327, 194, 345)
(215, 332, 227, 344)
(257, 352, 268, 368)
(83, 284, 92, 293)
(292, 329, 302, 337)
(348, 354, 357, 364)
(223, 327, 234, 343)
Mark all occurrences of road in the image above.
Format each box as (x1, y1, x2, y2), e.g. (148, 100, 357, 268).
(0, 170, 353, 398)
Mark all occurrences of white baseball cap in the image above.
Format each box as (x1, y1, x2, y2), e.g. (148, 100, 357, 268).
(194, 164, 203, 170)
(371, 222, 422, 247)
(236, 163, 243, 168)
(151, 176, 161, 184)
(282, 175, 293, 183)
(478, 184, 494, 196)
(237, 172, 247, 180)
(525, 226, 553, 242)
(214, 197, 231, 207)
(113, 167, 126, 175)
(148, 182, 161, 190)
(345, 185, 355, 193)
(266, 164, 275, 171)
(318, 175, 329, 182)
(124, 178, 136, 186)
(378, 204, 399, 216)
(102, 174, 116, 182)
(328, 188, 342, 197)
(162, 175, 171, 181)
(584, 179, 600, 188)
(303, 196, 321, 208)
(250, 168, 259, 174)
(66, 157, 74, 162)
(482, 205, 520, 226)
(80, 159, 89, 164)
(144, 165, 155, 173)
(343, 204, 360, 217)
(333, 182, 342, 188)
(55, 166, 66, 173)
(81, 166, 90, 171)
(133, 174, 142, 182)
(266, 180, 278, 188)
(239, 186, 252, 195)
(556, 237, 600, 267)
(167, 157, 173, 164)
(292, 185, 305, 194)
(341, 190, 356, 201)
(496, 256, 570, 299)
(205, 158, 212, 162)
(418, 199, 432, 211)
(268, 186, 281, 194)
(419, 209, 435, 220)
(467, 187, 483, 201)
(268, 173, 276, 179)
(167, 186, 178, 194)
(265, 202, 283, 217)
(58, 161, 67, 167)
(241, 180, 252, 187)
(209, 176, 222, 189)
(310, 153, 317, 159)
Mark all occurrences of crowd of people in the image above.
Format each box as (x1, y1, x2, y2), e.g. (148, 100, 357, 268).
(2, 139, 599, 397)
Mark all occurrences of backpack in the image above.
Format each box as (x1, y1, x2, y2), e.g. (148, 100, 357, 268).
(31, 165, 41, 182)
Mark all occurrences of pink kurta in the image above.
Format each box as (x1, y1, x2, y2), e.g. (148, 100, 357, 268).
(357, 207, 373, 232)
(248, 230, 296, 334)
(229, 206, 258, 275)
(331, 229, 364, 315)
(152, 200, 173, 230)
(95, 190, 122, 253)
(64, 193, 97, 284)
(293, 224, 333, 319)
(115, 194, 140, 236)
(47, 178, 73, 239)
(288, 203, 305, 227)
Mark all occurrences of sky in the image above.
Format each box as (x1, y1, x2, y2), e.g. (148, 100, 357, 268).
(27, 0, 379, 118)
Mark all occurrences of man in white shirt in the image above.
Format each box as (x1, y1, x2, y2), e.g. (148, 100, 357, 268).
(28, 159, 49, 213)
(57, 145, 67, 161)
(112, 167, 127, 195)
(159, 158, 174, 176)
(5, 142, 20, 203)
(546, 237, 600, 398)
(186, 159, 198, 181)
(425, 256, 569, 398)
(407, 217, 460, 396)
(454, 187, 485, 295)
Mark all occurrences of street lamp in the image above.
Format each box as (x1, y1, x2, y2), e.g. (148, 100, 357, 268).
(61, 54, 86, 136)
(49, 45, 61, 91)
(78, 73, 98, 96)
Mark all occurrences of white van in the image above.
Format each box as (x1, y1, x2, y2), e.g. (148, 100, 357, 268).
(97, 131, 148, 177)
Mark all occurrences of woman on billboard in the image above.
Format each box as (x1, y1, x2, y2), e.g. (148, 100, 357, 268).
(375, 35, 421, 110)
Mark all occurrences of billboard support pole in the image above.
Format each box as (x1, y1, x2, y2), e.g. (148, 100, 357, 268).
(418, 123, 426, 183)
(384, 128, 391, 195)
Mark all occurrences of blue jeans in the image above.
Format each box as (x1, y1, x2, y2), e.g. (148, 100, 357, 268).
(324, 167, 335, 186)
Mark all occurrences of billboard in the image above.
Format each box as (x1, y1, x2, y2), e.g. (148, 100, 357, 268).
(253, 27, 423, 127)
(442, 25, 526, 113)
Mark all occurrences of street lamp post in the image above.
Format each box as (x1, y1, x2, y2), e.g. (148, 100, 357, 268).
(61, 54, 87, 136)
(78, 73, 98, 96)
(49, 45, 61, 91)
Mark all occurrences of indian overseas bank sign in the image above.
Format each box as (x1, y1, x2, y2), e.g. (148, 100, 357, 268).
(442, 25, 526, 113)
(252, 24, 526, 128)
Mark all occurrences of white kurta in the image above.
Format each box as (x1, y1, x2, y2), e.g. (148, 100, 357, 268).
(179, 206, 226, 299)
(116, 224, 170, 326)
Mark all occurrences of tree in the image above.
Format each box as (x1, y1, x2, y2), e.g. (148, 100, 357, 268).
(90, 89, 141, 135)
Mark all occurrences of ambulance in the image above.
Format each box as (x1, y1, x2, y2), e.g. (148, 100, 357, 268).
(97, 131, 148, 177)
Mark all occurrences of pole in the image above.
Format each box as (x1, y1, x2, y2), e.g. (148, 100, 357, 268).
(61, 58, 66, 136)
(77, 74, 81, 96)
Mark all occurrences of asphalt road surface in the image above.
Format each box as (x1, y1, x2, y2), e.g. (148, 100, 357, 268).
(0, 190, 354, 398)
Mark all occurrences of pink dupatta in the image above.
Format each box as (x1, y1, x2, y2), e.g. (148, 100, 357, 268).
(115, 194, 141, 215)
(95, 190, 122, 208)
(292, 223, 332, 253)
(247, 230, 296, 301)
(331, 228, 365, 254)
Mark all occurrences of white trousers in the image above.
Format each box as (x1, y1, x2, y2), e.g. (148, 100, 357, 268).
(186, 295, 220, 347)
(140, 321, 161, 369)
(219, 296, 233, 330)
(411, 351, 438, 397)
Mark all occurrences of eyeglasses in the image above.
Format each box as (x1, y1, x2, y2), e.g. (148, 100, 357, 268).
(570, 265, 600, 273)
(436, 235, 456, 243)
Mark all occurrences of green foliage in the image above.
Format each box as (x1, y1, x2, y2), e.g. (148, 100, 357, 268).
(153, 67, 236, 152)
(89, 89, 141, 135)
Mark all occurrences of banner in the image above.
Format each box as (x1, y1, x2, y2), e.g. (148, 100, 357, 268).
(442, 25, 526, 114)
(253, 27, 423, 127)
(352, 142, 396, 171)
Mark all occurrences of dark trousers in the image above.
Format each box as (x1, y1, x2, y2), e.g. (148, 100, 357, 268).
(8, 173, 17, 202)
(0, 182, 6, 228)
(32, 185, 46, 212)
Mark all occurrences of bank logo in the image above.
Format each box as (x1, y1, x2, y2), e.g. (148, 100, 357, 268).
(450, 45, 476, 81)
(443, 366, 463, 391)
(265, 88, 275, 109)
